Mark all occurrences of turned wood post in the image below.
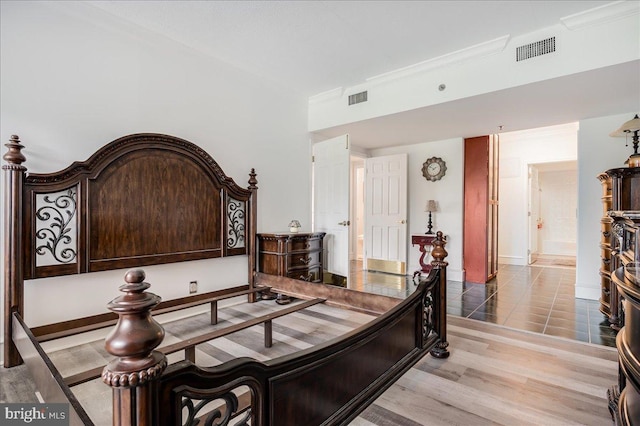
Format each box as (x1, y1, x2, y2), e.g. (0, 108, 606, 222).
(430, 231, 450, 358)
(247, 168, 259, 302)
(3, 135, 26, 367)
(102, 269, 167, 426)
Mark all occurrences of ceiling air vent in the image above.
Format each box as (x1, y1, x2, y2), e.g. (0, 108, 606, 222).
(516, 37, 556, 62)
(348, 91, 368, 105)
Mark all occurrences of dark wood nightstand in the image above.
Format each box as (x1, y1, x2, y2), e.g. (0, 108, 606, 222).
(256, 232, 326, 304)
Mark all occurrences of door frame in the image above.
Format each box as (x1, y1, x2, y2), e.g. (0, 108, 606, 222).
(350, 155, 366, 263)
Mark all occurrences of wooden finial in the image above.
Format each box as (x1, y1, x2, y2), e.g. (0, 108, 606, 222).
(430, 231, 448, 268)
(248, 168, 258, 189)
(3, 135, 26, 168)
(102, 269, 166, 388)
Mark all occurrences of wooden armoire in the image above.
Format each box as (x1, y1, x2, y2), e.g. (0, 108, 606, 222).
(463, 135, 499, 283)
(600, 167, 640, 425)
(598, 167, 640, 328)
(607, 211, 640, 425)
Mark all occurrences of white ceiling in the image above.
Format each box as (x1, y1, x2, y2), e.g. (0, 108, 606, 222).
(87, 1, 640, 148)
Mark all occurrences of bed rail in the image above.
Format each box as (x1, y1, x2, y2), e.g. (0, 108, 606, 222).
(11, 312, 94, 426)
(31, 285, 272, 343)
(102, 232, 449, 425)
(63, 297, 325, 387)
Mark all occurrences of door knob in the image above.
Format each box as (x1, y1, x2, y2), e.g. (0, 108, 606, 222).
(398, 219, 406, 224)
(338, 220, 351, 226)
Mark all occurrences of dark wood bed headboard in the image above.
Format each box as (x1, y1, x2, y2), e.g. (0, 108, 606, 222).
(13, 133, 256, 278)
(3, 133, 258, 366)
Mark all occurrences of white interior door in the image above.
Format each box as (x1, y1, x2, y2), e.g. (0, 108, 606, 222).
(365, 154, 408, 273)
(313, 135, 350, 280)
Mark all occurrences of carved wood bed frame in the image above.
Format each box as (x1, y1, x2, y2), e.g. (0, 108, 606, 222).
(3, 133, 449, 425)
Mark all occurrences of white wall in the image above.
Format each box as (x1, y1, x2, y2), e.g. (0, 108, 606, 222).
(0, 2, 311, 342)
(576, 112, 637, 300)
(498, 123, 578, 265)
(369, 138, 464, 281)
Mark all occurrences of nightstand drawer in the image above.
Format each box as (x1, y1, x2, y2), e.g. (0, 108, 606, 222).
(286, 266, 322, 283)
(288, 237, 322, 252)
(288, 251, 321, 268)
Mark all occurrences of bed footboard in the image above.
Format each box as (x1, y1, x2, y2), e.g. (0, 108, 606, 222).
(102, 233, 449, 426)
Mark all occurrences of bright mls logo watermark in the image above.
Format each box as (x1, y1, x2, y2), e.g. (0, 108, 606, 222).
(1, 404, 68, 425)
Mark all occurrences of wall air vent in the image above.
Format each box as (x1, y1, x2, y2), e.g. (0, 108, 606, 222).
(516, 37, 556, 62)
(348, 91, 368, 105)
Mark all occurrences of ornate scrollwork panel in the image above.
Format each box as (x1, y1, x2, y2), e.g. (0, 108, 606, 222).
(35, 187, 78, 266)
(422, 287, 435, 340)
(612, 222, 625, 240)
(227, 197, 246, 250)
(182, 386, 252, 426)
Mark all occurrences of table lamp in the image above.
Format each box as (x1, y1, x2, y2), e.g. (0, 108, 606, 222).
(426, 200, 437, 234)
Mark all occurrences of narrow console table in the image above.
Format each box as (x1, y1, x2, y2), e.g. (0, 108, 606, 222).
(256, 232, 326, 304)
(412, 234, 438, 275)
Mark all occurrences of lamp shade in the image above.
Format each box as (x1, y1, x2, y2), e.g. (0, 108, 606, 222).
(610, 114, 640, 137)
(426, 200, 437, 212)
(289, 219, 301, 233)
(610, 114, 640, 166)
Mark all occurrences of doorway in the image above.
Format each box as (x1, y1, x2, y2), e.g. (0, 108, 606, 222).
(351, 157, 365, 262)
(345, 153, 410, 288)
(313, 139, 408, 288)
(527, 161, 578, 267)
(498, 122, 579, 270)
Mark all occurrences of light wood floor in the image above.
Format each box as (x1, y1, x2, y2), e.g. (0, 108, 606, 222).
(356, 315, 617, 426)
(1, 298, 617, 425)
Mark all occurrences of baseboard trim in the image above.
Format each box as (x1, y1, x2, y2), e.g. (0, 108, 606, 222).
(366, 258, 406, 275)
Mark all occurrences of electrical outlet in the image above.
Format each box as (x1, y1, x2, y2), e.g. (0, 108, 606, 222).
(189, 281, 198, 294)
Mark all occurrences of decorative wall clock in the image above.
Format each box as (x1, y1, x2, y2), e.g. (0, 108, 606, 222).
(422, 157, 447, 182)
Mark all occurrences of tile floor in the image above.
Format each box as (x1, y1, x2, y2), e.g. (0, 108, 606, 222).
(350, 261, 618, 348)
(446, 263, 617, 347)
